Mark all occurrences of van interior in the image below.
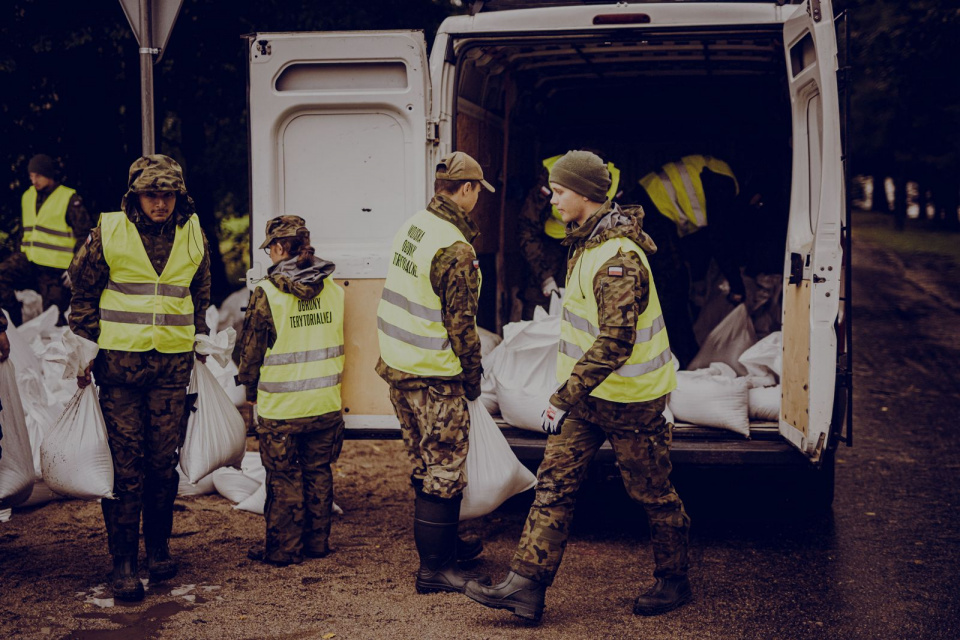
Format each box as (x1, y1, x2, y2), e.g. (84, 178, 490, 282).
(448, 29, 794, 337)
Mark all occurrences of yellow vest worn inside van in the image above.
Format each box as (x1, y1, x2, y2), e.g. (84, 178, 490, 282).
(557, 236, 676, 403)
(98, 211, 203, 353)
(21, 185, 77, 269)
(639, 155, 738, 237)
(542, 155, 621, 239)
(377, 209, 481, 377)
(256, 279, 345, 420)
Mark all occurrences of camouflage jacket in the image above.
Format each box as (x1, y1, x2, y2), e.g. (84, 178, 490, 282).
(14, 182, 93, 255)
(68, 207, 211, 388)
(236, 255, 343, 432)
(551, 201, 663, 421)
(376, 193, 483, 398)
(518, 169, 567, 289)
(0, 311, 6, 332)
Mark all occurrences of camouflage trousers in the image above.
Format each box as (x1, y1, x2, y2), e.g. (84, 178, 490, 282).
(389, 385, 469, 500)
(257, 415, 345, 563)
(99, 384, 188, 557)
(511, 397, 691, 585)
(0, 251, 69, 327)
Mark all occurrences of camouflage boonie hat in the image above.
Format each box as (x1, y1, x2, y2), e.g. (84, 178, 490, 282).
(259, 215, 307, 250)
(121, 154, 188, 211)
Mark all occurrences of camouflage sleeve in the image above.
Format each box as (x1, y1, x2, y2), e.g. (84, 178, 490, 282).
(236, 286, 276, 403)
(518, 174, 559, 287)
(0, 311, 7, 332)
(430, 241, 482, 395)
(191, 229, 212, 336)
(551, 249, 649, 410)
(66, 193, 93, 253)
(68, 228, 108, 343)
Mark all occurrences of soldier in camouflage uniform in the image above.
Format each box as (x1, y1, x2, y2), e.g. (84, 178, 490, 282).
(464, 151, 691, 623)
(69, 155, 210, 602)
(237, 216, 345, 567)
(518, 167, 567, 319)
(376, 152, 493, 594)
(0, 154, 92, 327)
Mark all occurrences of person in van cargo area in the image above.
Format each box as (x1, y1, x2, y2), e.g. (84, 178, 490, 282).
(463, 150, 692, 622)
(634, 154, 744, 368)
(518, 152, 621, 319)
(376, 151, 494, 594)
(237, 215, 346, 567)
(68, 154, 211, 602)
(0, 153, 92, 327)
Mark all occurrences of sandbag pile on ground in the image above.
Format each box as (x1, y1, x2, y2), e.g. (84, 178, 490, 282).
(0, 359, 37, 510)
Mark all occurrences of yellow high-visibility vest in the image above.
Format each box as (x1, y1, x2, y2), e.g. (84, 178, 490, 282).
(557, 236, 676, 403)
(377, 209, 481, 377)
(98, 211, 204, 353)
(639, 155, 738, 237)
(21, 185, 77, 269)
(542, 155, 621, 239)
(256, 278, 345, 420)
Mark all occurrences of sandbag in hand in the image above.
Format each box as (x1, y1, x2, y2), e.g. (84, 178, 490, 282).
(540, 402, 567, 435)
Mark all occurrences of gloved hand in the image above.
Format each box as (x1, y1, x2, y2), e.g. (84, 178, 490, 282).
(540, 402, 568, 435)
(60, 269, 72, 289)
(541, 276, 560, 298)
(465, 382, 481, 401)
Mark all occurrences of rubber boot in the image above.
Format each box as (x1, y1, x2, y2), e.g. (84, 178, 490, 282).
(413, 492, 489, 594)
(146, 542, 178, 582)
(463, 571, 546, 623)
(410, 477, 482, 562)
(633, 576, 693, 616)
(111, 555, 145, 602)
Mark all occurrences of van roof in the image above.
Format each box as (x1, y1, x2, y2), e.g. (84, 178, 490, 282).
(472, 0, 802, 9)
(442, 2, 795, 36)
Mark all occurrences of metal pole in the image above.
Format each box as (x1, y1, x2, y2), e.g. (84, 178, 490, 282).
(139, 0, 155, 155)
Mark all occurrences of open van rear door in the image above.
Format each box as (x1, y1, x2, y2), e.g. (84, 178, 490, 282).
(247, 31, 430, 425)
(779, 0, 844, 463)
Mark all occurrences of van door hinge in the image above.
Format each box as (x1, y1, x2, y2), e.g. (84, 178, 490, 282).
(809, 0, 822, 22)
(427, 120, 440, 143)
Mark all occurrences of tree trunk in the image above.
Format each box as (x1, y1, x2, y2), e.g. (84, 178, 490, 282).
(871, 174, 888, 212)
(893, 174, 907, 231)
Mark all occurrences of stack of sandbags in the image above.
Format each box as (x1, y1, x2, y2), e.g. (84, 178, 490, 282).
(669, 362, 752, 437)
(688, 304, 758, 375)
(738, 331, 782, 421)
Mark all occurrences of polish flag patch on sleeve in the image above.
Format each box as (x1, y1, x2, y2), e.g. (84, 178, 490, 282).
(472, 259, 480, 269)
(607, 266, 624, 277)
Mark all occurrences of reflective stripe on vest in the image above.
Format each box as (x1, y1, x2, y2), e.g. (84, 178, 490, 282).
(256, 279, 345, 420)
(98, 211, 203, 353)
(542, 155, 621, 239)
(556, 235, 676, 403)
(21, 185, 77, 269)
(638, 155, 737, 237)
(377, 209, 481, 377)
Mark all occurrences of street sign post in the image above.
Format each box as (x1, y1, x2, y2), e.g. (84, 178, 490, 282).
(118, 0, 184, 155)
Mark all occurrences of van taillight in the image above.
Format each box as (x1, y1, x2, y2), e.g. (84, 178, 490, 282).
(593, 13, 651, 25)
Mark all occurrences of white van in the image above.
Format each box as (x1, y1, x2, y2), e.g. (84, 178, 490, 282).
(245, 0, 852, 508)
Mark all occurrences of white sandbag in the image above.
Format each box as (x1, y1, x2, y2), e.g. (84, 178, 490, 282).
(461, 400, 537, 521)
(41, 386, 115, 500)
(16, 305, 60, 347)
(478, 327, 502, 359)
(19, 479, 67, 508)
(748, 385, 781, 422)
(663, 403, 674, 425)
(234, 481, 266, 515)
(179, 360, 246, 484)
(494, 308, 560, 432)
(195, 327, 246, 406)
(479, 372, 499, 416)
(669, 370, 750, 437)
(688, 304, 757, 376)
(738, 331, 783, 380)
(0, 360, 36, 508)
(15, 289, 43, 323)
(207, 357, 246, 407)
(0, 508, 11, 522)
(177, 465, 216, 496)
(212, 467, 261, 504)
(218, 288, 250, 335)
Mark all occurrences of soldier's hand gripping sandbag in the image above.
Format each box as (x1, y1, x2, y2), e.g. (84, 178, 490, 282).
(540, 402, 568, 436)
(461, 400, 537, 521)
(179, 359, 245, 484)
(0, 359, 36, 508)
(41, 385, 115, 500)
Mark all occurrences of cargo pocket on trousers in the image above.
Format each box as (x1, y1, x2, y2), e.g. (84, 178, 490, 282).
(426, 385, 468, 446)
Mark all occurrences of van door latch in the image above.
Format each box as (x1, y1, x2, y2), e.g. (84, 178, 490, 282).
(427, 121, 440, 143)
(812, 274, 826, 284)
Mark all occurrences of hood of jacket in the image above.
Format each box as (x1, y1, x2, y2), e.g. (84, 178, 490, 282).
(563, 200, 658, 256)
(266, 255, 336, 300)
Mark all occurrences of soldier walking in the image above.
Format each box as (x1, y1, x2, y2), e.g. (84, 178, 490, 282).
(375, 152, 494, 593)
(238, 216, 346, 566)
(463, 150, 691, 622)
(69, 155, 211, 601)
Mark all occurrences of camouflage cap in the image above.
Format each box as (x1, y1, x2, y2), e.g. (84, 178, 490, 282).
(259, 215, 307, 250)
(436, 152, 495, 193)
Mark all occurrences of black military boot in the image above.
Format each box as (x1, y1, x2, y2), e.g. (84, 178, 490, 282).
(633, 576, 693, 616)
(463, 571, 547, 623)
(146, 542, 178, 582)
(111, 555, 145, 602)
(410, 477, 483, 563)
(413, 492, 489, 594)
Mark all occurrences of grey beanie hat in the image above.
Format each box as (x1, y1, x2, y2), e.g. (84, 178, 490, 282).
(549, 150, 610, 203)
